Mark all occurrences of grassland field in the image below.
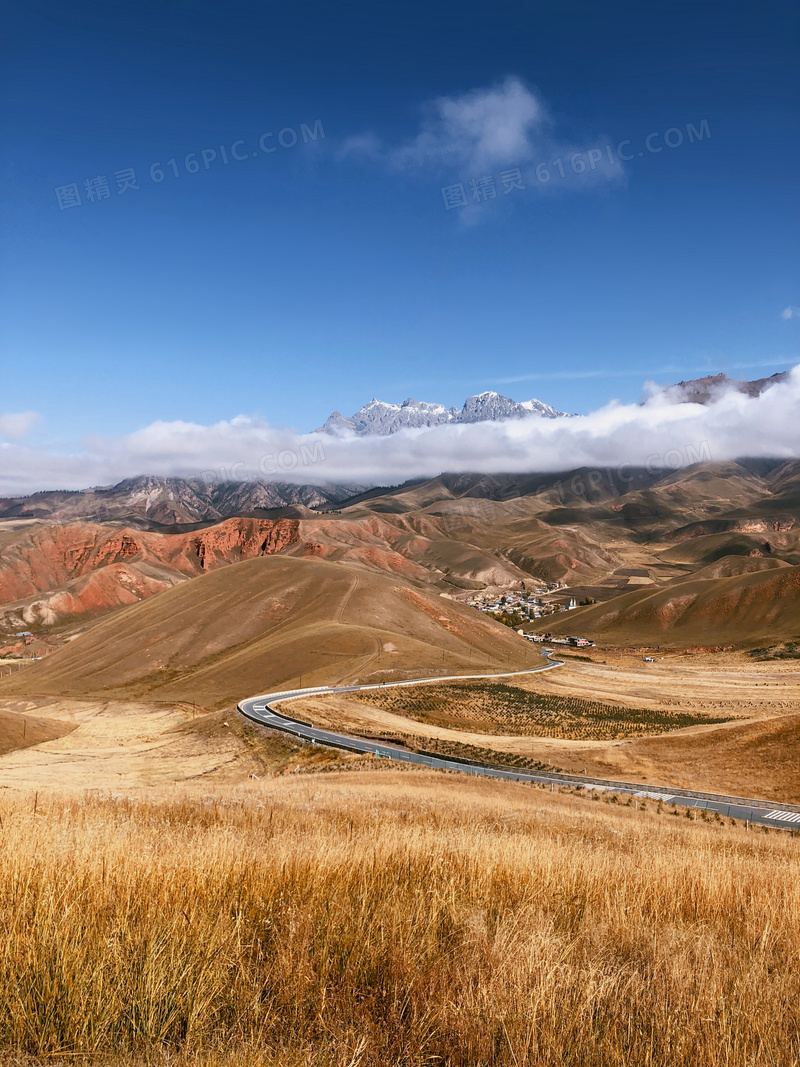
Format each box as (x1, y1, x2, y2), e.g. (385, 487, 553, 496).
(0, 772, 798, 1067)
(0, 652, 799, 1066)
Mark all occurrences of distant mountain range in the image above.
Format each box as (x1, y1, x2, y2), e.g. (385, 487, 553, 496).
(0, 476, 365, 528)
(660, 371, 790, 405)
(316, 391, 571, 436)
(317, 372, 794, 437)
(0, 374, 792, 528)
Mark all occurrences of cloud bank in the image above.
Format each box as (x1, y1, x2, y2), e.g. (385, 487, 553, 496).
(0, 411, 42, 439)
(2, 368, 800, 496)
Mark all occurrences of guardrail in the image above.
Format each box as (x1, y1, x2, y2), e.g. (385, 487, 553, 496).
(511, 770, 800, 813)
(239, 653, 800, 819)
(317, 735, 800, 812)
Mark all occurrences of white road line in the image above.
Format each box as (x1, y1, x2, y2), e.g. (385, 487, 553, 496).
(239, 658, 797, 828)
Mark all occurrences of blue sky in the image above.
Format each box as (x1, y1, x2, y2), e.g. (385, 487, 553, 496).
(1, 0, 799, 477)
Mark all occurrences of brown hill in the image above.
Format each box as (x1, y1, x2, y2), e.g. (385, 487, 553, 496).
(542, 565, 800, 647)
(0, 518, 301, 601)
(296, 511, 532, 586)
(672, 555, 789, 582)
(0, 497, 627, 636)
(0, 555, 545, 709)
(0, 563, 181, 631)
(4, 459, 800, 652)
(0, 519, 301, 631)
(0, 704, 76, 755)
(641, 462, 769, 512)
(660, 530, 800, 568)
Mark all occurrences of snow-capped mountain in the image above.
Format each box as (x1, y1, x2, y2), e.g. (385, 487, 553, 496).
(458, 392, 566, 424)
(519, 397, 565, 418)
(316, 392, 570, 436)
(321, 398, 458, 436)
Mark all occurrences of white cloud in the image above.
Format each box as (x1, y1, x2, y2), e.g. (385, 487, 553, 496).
(390, 77, 546, 172)
(0, 411, 42, 440)
(342, 76, 622, 190)
(781, 306, 800, 320)
(2, 368, 800, 496)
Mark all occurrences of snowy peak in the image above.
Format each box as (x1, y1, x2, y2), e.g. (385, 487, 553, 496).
(520, 397, 563, 418)
(316, 410, 357, 435)
(316, 391, 571, 436)
(460, 392, 529, 423)
(362, 398, 401, 413)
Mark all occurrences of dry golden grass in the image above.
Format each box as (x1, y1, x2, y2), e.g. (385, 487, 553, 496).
(0, 556, 544, 710)
(353, 680, 733, 740)
(0, 704, 76, 755)
(0, 772, 798, 1067)
(516, 653, 800, 718)
(0, 699, 359, 791)
(282, 657, 800, 801)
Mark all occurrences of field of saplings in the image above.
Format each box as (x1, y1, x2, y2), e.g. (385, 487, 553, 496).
(356, 681, 733, 740)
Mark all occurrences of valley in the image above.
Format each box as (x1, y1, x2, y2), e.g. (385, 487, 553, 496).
(1, 459, 799, 1067)
(1, 457, 799, 804)
(7, 4, 798, 1059)
(1, 458, 798, 657)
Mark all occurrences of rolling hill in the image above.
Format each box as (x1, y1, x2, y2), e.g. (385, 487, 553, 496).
(2, 458, 800, 656)
(541, 564, 800, 647)
(0, 555, 545, 708)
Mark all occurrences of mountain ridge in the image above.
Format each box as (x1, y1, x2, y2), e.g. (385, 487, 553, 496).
(316, 390, 570, 436)
(0, 475, 364, 527)
(658, 371, 791, 405)
(318, 370, 795, 436)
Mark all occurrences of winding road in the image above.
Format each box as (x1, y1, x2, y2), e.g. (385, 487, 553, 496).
(238, 654, 800, 831)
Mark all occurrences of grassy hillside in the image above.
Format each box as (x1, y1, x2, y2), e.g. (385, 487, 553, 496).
(0, 555, 544, 708)
(0, 776, 797, 1066)
(542, 564, 800, 647)
(0, 703, 76, 754)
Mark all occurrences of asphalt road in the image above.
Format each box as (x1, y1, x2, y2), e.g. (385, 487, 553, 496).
(238, 655, 800, 831)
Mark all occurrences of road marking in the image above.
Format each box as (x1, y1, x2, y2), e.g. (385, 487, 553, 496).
(239, 656, 796, 824)
(765, 810, 800, 822)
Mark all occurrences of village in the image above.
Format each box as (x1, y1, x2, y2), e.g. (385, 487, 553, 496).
(464, 584, 595, 648)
